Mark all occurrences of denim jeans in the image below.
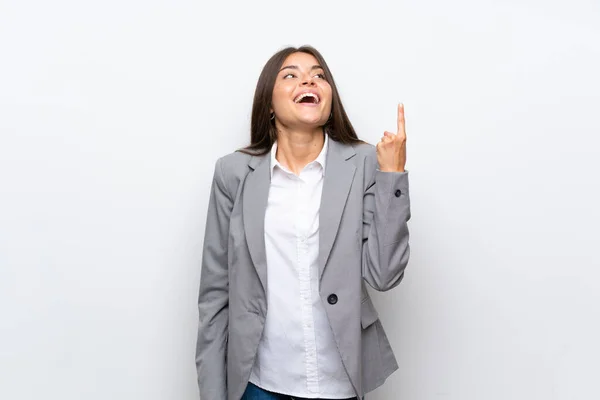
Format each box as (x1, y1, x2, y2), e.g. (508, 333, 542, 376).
(241, 382, 360, 400)
(241, 382, 287, 400)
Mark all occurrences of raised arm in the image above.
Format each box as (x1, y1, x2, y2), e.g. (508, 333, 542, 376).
(361, 104, 411, 291)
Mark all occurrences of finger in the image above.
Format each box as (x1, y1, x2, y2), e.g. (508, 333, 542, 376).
(397, 103, 406, 136)
(383, 131, 395, 137)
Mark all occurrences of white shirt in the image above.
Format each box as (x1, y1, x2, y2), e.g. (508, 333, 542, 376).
(249, 134, 355, 398)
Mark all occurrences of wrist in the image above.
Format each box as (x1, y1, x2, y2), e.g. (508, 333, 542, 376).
(379, 167, 405, 173)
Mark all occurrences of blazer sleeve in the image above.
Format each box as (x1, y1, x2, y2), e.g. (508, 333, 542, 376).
(361, 153, 411, 291)
(196, 157, 232, 400)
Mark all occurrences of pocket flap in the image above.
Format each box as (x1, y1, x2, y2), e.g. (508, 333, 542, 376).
(361, 296, 379, 329)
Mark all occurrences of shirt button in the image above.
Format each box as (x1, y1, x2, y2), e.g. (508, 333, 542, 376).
(395, 189, 402, 197)
(327, 294, 338, 305)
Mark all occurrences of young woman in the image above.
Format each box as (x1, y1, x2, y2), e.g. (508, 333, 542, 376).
(196, 46, 411, 400)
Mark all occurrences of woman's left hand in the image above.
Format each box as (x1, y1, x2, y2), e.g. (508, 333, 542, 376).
(376, 103, 407, 173)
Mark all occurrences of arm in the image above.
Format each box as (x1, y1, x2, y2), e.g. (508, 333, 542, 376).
(362, 103, 411, 291)
(361, 164, 411, 291)
(196, 157, 232, 400)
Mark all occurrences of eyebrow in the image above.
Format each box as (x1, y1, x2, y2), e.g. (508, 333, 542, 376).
(279, 65, 324, 72)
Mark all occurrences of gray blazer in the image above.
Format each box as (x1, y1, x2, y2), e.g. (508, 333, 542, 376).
(196, 139, 411, 400)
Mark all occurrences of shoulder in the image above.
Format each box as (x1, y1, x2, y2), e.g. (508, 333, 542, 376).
(342, 140, 378, 185)
(351, 141, 376, 160)
(326, 139, 378, 185)
(217, 150, 254, 175)
(348, 140, 378, 172)
(213, 149, 263, 196)
(329, 138, 376, 161)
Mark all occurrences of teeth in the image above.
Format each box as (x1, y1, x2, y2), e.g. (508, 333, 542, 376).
(294, 92, 320, 103)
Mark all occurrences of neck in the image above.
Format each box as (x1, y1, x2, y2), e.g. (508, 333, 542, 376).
(274, 125, 325, 175)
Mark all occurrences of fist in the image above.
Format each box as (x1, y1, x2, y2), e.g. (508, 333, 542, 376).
(376, 103, 407, 172)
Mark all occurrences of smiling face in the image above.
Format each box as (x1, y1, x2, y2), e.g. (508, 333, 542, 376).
(270, 52, 333, 129)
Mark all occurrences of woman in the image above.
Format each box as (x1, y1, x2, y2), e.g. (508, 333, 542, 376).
(196, 46, 410, 400)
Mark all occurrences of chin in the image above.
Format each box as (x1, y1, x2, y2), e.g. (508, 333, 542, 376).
(297, 114, 327, 126)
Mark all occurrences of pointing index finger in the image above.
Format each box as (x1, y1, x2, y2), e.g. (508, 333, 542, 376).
(397, 103, 406, 136)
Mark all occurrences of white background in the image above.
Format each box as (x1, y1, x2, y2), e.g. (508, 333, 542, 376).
(1, 0, 599, 399)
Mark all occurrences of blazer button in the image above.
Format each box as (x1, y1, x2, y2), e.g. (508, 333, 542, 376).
(327, 294, 338, 305)
(395, 189, 402, 197)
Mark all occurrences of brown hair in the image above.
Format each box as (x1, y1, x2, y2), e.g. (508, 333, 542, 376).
(240, 45, 361, 155)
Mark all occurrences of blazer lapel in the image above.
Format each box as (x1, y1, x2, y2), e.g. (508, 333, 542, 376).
(318, 139, 356, 280)
(243, 152, 271, 294)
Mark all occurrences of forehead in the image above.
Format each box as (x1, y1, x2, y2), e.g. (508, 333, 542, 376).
(281, 52, 321, 68)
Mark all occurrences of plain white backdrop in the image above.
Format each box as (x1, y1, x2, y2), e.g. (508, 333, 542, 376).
(1, 0, 599, 399)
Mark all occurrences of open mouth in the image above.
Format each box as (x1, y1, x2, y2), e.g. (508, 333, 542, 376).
(294, 92, 320, 105)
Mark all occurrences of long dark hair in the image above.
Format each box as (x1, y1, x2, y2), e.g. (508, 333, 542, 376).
(240, 45, 361, 155)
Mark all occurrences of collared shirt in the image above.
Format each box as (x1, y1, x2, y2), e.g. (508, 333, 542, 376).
(249, 134, 355, 398)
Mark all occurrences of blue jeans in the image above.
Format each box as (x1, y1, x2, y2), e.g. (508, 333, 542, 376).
(241, 382, 287, 400)
(241, 382, 360, 400)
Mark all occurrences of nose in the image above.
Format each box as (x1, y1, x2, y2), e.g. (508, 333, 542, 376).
(301, 74, 316, 86)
